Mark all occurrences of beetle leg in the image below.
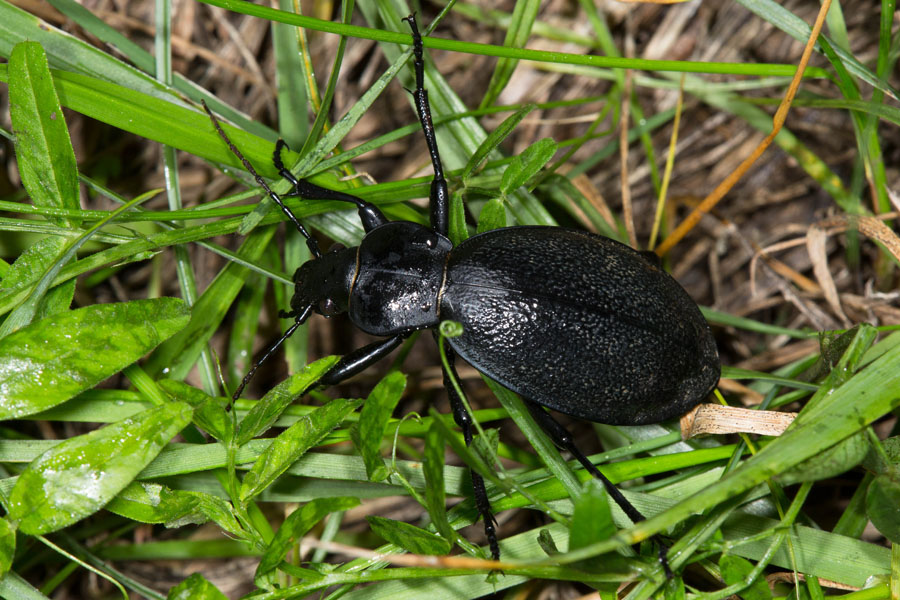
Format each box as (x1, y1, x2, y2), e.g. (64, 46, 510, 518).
(522, 399, 673, 577)
(274, 140, 389, 233)
(317, 335, 407, 387)
(438, 342, 501, 560)
(403, 14, 450, 238)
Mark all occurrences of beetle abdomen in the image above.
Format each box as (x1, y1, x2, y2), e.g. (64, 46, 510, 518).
(439, 227, 719, 425)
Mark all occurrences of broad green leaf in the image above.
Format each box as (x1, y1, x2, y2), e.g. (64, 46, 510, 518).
(866, 468, 900, 544)
(0, 518, 14, 578)
(471, 427, 501, 471)
(105, 482, 202, 526)
(8, 42, 79, 221)
(240, 397, 362, 502)
(351, 371, 406, 482)
(7, 401, 193, 534)
(256, 497, 359, 580)
(236, 355, 341, 446)
(167, 573, 228, 600)
(500, 138, 558, 195)
(423, 420, 457, 546)
(719, 555, 772, 599)
(366, 515, 451, 556)
(0, 298, 190, 419)
(476, 198, 507, 234)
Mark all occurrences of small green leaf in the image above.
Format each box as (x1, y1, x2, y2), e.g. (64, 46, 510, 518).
(867, 468, 900, 543)
(8, 42, 79, 222)
(8, 402, 193, 534)
(235, 355, 341, 445)
(158, 380, 230, 443)
(461, 104, 535, 182)
(568, 479, 616, 578)
(500, 138, 558, 195)
(569, 479, 615, 552)
(240, 397, 362, 502)
(423, 420, 457, 546)
(192, 493, 246, 540)
(352, 371, 406, 482)
(0, 237, 74, 325)
(537, 529, 560, 555)
(366, 515, 451, 556)
(105, 482, 202, 526)
(0, 518, 15, 578)
(256, 497, 359, 580)
(662, 576, 686, 600)
(447, 190, 469, 246)
(471, 428, 500, 469)
(719, 555, 772, 599)
(476, 198, 507, 234)
(0, 298, 191, 420)
(167, 573, 228, 600)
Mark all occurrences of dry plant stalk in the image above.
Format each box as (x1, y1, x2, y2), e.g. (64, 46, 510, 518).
(680, 403, 797, 440)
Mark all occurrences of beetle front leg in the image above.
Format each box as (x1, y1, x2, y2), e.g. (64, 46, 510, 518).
(274, 140, 389, 233)
(318, 335, 406, 387)
(522, 399, 673, 577)
(438, 342, 500, 561)
(403, 14, 450, 238)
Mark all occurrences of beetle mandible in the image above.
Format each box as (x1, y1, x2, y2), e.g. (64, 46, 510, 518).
(207, 14, 720, 571)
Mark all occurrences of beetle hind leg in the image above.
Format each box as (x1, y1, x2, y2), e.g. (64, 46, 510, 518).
(522, 399, 673, 577)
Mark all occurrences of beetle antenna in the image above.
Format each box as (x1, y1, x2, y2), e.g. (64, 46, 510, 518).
(231, 304, 314, 400)
(202, 101, 322, 258)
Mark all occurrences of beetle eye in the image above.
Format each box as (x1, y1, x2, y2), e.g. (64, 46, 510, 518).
(318, 298, 338, 316)
(327, 243, 346, 253)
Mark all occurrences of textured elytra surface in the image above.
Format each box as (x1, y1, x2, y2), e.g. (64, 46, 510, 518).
(440, 226, 720, 425)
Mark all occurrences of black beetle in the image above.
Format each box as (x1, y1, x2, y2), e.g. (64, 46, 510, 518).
(207, 14, 720, 572)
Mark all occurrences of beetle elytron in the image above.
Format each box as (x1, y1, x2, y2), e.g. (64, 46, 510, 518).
(207, 14, 720, 571)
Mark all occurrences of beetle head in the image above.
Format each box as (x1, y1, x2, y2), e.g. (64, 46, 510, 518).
(288, 243, 356, 320)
